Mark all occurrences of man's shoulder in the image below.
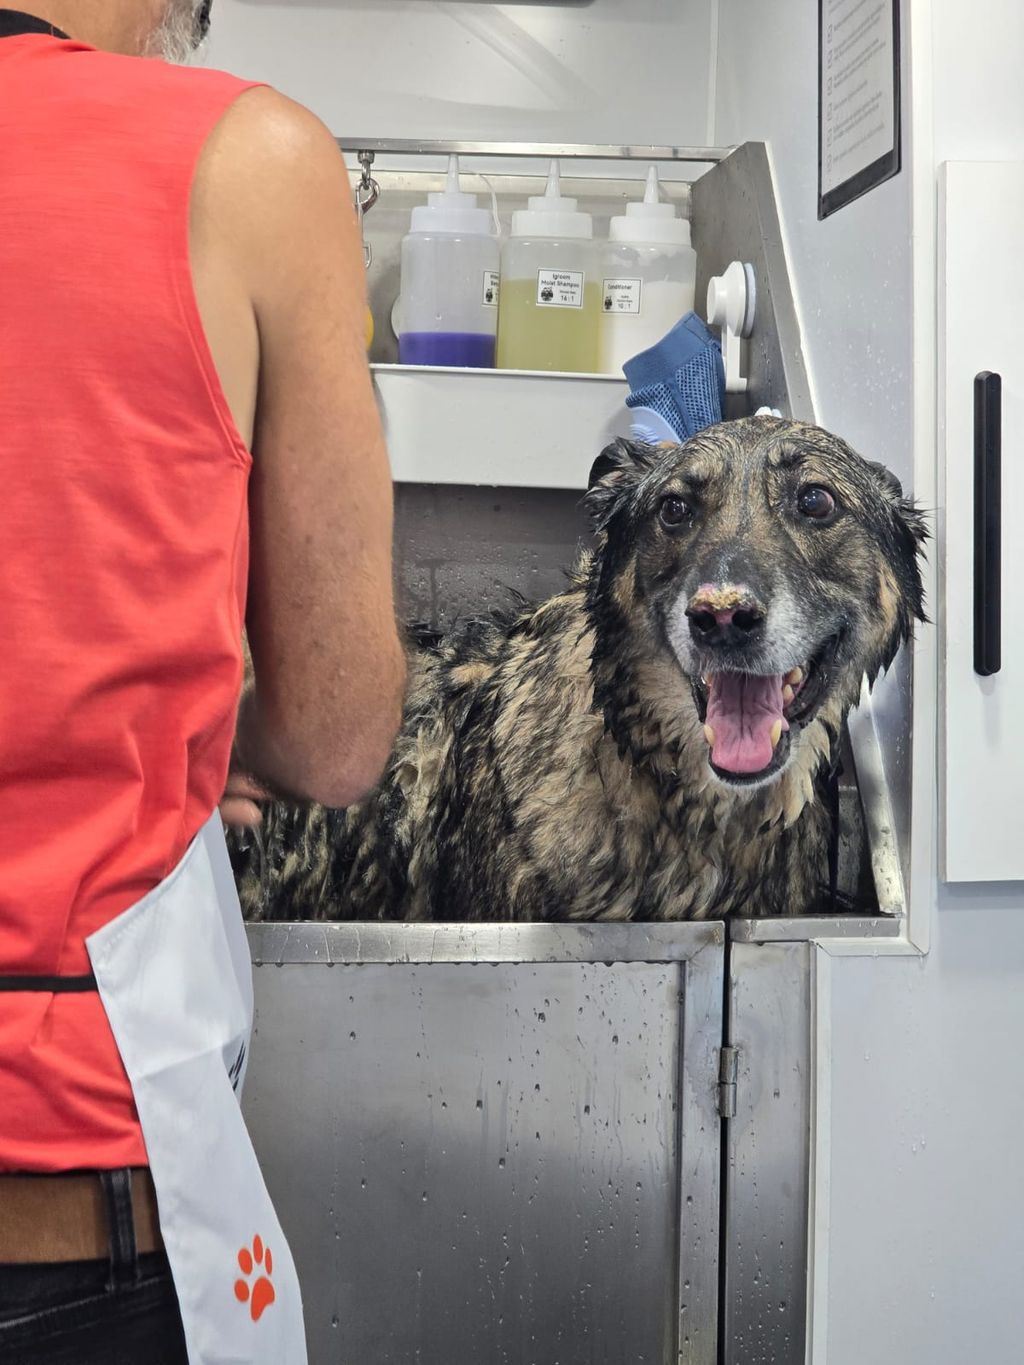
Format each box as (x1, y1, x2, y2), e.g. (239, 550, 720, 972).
(195, 85, 343, 200)
(64, 45, 257, 112)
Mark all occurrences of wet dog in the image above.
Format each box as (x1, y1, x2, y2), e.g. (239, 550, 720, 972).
(231, 416, 926, 922)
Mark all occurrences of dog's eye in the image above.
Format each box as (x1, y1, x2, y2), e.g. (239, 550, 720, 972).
(797, 485, 836, 520)
(659, 494, 691, 528)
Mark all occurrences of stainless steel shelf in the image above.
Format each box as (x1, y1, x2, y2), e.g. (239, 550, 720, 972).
(337, 137, 730, 163)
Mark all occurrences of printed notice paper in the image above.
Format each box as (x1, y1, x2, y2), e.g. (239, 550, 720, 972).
(819, 0, 900, 217)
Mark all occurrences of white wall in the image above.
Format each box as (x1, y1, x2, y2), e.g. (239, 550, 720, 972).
(203, 0, 716, 147)
(717, 1, 1024, 1360)
(824, 907, 1024, 1361)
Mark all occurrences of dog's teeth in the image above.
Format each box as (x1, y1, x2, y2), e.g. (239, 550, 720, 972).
(785, 666, 804, 685)
(770, 719, 783, 749)
(782, 684, 795, 704)
(703, 724, 716, 747)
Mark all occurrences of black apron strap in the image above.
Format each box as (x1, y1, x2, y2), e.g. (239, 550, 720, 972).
(0, 9, 70, 39)
(0, 974, 98, 992)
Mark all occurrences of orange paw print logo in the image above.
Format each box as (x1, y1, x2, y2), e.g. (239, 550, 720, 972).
(234, 1234, 276, 1322)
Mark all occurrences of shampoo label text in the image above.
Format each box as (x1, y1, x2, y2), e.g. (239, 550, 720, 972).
(536, 269, 585, 308)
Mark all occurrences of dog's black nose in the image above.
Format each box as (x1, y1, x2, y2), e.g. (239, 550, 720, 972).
(686, 587, 766, 648)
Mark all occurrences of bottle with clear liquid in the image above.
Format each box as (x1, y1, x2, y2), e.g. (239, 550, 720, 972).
(398, 155, 500, 368)
(599, 165, 697, 375)
(496, 160, 600, 374)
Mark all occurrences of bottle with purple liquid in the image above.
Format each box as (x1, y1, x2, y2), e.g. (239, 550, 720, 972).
(398, 156, 500, 369)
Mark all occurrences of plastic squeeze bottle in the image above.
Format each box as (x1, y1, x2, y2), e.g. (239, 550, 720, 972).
(495, 160, 600, 374)
(599, 165, 697, 375)
(398, 155, 500, 367)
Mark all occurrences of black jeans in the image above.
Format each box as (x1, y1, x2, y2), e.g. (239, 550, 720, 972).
(0, 1171, 188, 1365)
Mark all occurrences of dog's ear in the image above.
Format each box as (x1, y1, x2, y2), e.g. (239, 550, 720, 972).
(866, 460, 929, 550)
(865, 459, 929, 628)
(896, 499, 929, 551)
(865, 459, 904, 501)
(585, 438, 660, 530)
(587, 438, 646, 489)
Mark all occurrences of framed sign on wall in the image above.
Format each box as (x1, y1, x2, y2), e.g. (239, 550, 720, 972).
(818, 0, 901, 218)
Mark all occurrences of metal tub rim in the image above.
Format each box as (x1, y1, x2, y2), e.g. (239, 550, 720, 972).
(247, 919, 724, 966)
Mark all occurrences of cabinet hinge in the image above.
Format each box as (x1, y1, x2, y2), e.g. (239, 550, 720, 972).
(717, 1045, 738, 1118)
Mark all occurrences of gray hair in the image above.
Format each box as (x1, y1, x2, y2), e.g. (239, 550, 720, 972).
(143, 0, 207, 64)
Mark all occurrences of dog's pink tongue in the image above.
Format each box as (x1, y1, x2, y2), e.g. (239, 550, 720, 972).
(706, 673, 787, 774)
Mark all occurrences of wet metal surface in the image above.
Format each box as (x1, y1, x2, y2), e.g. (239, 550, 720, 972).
(730, 914, 899, 943)
(247, 920, 723, 966)
(691, 142, 813, 422)
(244, 931, 723, 1364)
(721, 942, 811, 1365)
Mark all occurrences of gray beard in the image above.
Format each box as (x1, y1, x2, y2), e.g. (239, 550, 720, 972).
(143, 0, 205, 64)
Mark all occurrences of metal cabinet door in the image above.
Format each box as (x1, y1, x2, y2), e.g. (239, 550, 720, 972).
(720, 939, 813, 1365)
(243, 923, 724, 1365)
(941, 161, 1024, 880)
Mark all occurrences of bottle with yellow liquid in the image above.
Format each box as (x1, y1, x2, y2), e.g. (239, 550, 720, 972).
(496, 160, 600, 374)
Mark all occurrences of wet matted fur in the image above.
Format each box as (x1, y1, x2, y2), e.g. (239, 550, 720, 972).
(231, 416, 926, 923)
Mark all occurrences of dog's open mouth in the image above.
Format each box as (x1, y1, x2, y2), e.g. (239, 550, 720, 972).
(691, 634, 841, 785)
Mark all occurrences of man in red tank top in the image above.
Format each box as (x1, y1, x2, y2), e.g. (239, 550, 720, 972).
(0, 1, 405, 1360)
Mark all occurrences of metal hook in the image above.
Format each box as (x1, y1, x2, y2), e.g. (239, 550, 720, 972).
(355, 197, 372, 269)
(355, 150, 380, 214)
(353, 150, 380, 270)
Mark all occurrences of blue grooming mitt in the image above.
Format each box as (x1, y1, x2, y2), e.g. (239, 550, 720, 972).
(622, 312, 726, 442)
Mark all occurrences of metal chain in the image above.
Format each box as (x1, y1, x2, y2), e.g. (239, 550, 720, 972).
(356, 150, 380, 210)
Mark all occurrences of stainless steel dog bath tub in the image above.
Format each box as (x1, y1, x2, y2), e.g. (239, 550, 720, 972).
(244, 922, 725, 1365)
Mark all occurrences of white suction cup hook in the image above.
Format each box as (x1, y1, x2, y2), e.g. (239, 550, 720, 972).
(706, 261, 756, 393)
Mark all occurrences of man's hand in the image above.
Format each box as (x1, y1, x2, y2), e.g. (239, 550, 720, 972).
(220, 770, 270, 830)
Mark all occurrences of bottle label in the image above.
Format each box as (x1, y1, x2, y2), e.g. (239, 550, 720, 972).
(536, 269, 585, 308)
(602, 277, 643, 315)
(483, 271, 500, 307)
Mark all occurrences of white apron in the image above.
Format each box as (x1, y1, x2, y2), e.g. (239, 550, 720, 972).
(86, 810, 308, 1365)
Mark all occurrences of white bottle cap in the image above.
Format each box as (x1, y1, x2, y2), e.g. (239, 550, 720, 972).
(509, 160, 593, 239)
(409, 155, 495, 235)
(608, 165, 691, 246)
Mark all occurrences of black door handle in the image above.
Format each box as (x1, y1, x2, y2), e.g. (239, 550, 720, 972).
(974, 371, 1001, 676)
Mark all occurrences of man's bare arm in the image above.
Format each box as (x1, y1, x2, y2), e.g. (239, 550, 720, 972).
(194, 89, 405, 808)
